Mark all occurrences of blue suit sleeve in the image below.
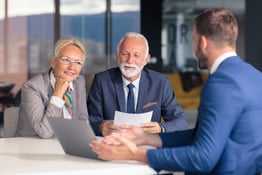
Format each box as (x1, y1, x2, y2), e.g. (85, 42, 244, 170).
(147, 75, 243, 173)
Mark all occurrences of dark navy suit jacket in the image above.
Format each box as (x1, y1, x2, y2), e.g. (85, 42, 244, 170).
(147, 56, 262, 175)
(87, 67, 188, 136)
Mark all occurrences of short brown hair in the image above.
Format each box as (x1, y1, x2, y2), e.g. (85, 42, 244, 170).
(194, 8, 238, 48)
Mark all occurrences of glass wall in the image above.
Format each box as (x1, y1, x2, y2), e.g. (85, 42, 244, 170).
(0, 0, 140, 95)
(111, 0, 140, 68)
(0, 0, 54, 94)
(60, 1, 107, 75)
(161, 0, 245, 73)
(0, 0, 4, 75)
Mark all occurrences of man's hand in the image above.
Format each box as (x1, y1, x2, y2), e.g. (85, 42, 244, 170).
(90, 133, 148, 163)
(100, 120, 119, 136)
(141, 122, 162, 133)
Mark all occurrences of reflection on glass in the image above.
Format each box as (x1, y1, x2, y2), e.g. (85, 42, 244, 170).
(161, 0, 245, 73)
(0, 0, 140, 95)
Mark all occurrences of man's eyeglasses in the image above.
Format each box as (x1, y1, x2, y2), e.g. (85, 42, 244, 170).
(56, 56, 84, 67)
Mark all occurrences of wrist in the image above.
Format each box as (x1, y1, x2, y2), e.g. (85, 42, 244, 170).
(133, 148, 148, 163)
(160, 123, 165, 133)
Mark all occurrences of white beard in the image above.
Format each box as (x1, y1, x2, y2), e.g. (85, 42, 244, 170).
(119, 63, 144, 78)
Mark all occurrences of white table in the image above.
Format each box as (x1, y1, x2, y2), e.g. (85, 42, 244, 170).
(0, 137, 180, 175)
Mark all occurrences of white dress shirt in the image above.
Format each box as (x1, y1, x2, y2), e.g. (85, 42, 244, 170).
(210, 52, 237, 74)
(122, 74, 141, 112)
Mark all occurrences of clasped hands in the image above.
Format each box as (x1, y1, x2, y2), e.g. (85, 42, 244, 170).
(91, 121, 163, 162)
(90, 124, 149, 162)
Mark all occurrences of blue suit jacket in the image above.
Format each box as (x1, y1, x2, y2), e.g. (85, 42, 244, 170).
(87, 67, 188, 136)
(147, 56, 262, 175)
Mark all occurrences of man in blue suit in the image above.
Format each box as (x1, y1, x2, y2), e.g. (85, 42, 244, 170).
(87, 32, 188, 136)
(90, 8, 262, 174)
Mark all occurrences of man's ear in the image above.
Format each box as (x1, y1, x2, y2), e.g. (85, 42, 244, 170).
(201, 35, 208, 49)
(144, 53, 151, 65)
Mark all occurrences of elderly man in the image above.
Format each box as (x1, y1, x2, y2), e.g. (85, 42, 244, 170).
(87, 32, 188, 136)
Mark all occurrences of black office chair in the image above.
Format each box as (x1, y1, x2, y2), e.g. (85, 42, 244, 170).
(0, 83, 15, 125)
(13, 89, 21, 107)
(0, 83, 15, 112)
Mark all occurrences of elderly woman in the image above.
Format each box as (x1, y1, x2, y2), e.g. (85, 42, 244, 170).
(16, 37, 88, 138)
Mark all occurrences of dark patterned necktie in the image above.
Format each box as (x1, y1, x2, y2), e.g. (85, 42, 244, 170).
(127, 83, 135, 113)
(64, 91, 73, 115)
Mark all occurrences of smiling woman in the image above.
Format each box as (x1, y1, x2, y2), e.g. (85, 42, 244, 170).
(16, 36, 89, 139)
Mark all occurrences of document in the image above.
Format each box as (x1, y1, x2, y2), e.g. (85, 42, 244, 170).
(113, 110, 153, 126)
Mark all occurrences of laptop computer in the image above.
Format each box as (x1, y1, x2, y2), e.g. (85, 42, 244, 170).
(47, 117, 99, 160)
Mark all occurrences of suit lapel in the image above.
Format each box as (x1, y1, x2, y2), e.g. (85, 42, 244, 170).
(71, 81, 77, 116)
(136, 70, 147, 113)
(113, 68, 126, 112)
(43, 71, 53, 102)
(42, 71, 54, 110)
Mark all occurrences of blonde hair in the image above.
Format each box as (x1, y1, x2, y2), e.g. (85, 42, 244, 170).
(53, 36, 86, 60)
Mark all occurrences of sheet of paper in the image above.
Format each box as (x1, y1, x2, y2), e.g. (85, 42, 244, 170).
(113, 110, 153, 126)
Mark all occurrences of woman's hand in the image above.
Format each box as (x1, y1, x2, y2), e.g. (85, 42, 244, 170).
(53, 76, 70, 98)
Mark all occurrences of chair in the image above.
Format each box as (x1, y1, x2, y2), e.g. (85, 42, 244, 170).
(13, 89, 21, 107)
(3, 107, 19, 138)
(0, 83, 15, 112)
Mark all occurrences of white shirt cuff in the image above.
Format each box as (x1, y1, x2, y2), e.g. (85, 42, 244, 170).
(50, 96, 65, 108)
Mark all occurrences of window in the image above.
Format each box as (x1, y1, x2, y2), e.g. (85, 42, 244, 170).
(0, 0, 140, 95)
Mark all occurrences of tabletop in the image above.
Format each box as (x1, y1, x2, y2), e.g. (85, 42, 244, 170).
(0, 137, 180, 175)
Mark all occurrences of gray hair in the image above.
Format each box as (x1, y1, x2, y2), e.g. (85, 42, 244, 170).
(116, 32, 149, 56)
(53, 36, 86, 60)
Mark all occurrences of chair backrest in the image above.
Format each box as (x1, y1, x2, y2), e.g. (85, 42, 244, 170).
(3, 107, 19, 138)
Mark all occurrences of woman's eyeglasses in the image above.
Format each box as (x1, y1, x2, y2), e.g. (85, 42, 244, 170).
(56, 56, 84, 67)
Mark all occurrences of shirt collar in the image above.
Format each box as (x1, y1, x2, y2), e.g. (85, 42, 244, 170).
(210, 52, 237, 74)
(122, 73, 141, 89)
(50, 71, 74, 91)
